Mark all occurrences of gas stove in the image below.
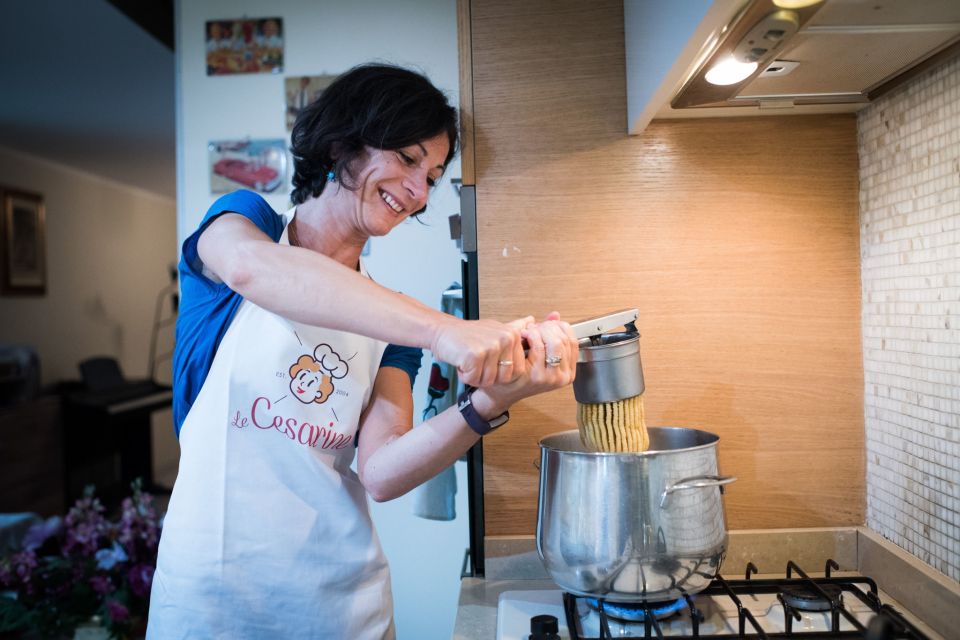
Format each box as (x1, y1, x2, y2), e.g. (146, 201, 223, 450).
(496, 559, 936, 639)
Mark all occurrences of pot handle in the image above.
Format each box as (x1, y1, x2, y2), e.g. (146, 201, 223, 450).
(659, 475, 737, 508)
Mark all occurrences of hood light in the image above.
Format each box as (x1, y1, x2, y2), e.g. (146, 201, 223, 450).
(772, 0, 823, 8)
(705, 57, 759, 85)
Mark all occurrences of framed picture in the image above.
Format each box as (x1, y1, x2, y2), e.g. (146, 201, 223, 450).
(1, 189, 46, 295)
(208, 138, 288, 194)
(206, 17, 284, 76)
(285, 75, 336, 130)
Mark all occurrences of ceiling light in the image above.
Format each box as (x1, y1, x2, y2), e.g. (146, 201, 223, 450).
(705, 57, 759, 85)
(772, 0, 824, 8)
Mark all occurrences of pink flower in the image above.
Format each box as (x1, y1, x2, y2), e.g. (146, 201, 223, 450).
(90, 574, 113, 595)
(118, 491, 160, 556)
(63, 491, 108, 557)
(106, 599, 129, 622)
(11, 550, 38, 583)
(127, 563, 155, 599)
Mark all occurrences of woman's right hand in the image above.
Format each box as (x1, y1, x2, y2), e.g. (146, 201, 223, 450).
(429, 316, 533, 388)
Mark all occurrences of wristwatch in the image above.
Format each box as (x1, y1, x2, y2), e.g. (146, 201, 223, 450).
(457, 387, 509, 436)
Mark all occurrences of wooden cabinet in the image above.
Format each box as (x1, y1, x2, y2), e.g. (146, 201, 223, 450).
(0, 396, 65, 516)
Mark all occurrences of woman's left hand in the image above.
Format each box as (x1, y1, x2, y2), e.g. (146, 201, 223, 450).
(470, 312, 578, 415)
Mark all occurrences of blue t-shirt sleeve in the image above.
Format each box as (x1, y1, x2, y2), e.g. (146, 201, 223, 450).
(379, 344, 423, 388)
(181, 189, 284, 283)
(172, 190, 284, 435)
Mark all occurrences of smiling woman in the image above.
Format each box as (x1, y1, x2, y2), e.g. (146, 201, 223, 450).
(147, 63, 580, 640)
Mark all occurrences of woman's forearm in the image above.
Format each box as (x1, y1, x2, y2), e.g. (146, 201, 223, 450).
(358, 386, 514, 502)
(228, 238, 446, 350)
(359, 403, 480, 502)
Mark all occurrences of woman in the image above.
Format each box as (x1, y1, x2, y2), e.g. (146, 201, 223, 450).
(147, 64, 578, 639)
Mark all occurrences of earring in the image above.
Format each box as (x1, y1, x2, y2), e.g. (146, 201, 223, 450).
(326, 170, 335, 182)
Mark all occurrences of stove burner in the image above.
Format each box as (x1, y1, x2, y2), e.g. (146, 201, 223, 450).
(780, 584, 843, 612)
(584, 597, 687, 622)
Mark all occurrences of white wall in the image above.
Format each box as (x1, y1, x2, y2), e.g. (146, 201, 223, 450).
(859, 56, 960, 581)
(175, 2, 468, 638)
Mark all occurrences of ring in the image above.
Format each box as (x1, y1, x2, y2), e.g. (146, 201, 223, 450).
(498, 360, 513, 366)
(545, 354, 562, 367)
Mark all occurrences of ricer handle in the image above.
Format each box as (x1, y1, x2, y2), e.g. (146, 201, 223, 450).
(569, 308, 639, 341)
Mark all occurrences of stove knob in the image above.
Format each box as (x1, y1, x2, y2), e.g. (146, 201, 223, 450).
(865, 614, 895, 640)
(529, 614, 559, 640)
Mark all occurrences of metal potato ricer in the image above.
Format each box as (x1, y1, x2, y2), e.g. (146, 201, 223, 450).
(569, 308, 645, 404)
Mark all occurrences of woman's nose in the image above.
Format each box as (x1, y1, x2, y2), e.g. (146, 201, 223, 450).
(403, 170, 429, 203)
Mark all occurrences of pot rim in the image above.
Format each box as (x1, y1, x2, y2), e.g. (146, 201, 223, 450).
(538, 426, 719, 457)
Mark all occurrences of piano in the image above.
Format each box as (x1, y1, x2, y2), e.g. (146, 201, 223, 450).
(62, 358, 173, 504)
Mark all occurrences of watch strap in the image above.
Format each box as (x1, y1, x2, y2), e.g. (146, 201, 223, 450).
(457, 387, 509, 436)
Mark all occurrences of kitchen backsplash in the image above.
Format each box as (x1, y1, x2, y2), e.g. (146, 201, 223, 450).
(859, 55, 960, 581)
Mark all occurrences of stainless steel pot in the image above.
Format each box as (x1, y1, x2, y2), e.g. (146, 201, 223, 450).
(536, 427, 736, 602)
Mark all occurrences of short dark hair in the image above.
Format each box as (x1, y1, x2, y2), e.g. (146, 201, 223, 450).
(290, 63, 459, 205)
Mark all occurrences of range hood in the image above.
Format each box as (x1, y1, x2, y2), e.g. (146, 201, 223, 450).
(625, 0, 960, 130)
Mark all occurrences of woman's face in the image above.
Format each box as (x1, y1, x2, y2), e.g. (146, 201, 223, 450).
(346, 132, 449, 238)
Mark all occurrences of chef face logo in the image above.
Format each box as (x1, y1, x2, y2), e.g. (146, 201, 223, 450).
(288, 344, 349, 404)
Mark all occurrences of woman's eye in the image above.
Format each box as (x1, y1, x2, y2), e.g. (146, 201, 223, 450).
(397, 151, 415, 165)
(427, 177, 437, 187)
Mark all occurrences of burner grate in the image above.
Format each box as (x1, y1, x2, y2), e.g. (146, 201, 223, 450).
(561, 559, 930, 640)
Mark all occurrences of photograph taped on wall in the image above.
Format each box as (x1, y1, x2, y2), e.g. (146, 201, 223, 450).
(205, 17, 283, 76)
(1, 189, 46, 296)
(208, 138, 287, 194)
(285, 75, 336, 131)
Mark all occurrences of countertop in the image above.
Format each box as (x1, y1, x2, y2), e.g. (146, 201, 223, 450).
(454, 537, 552, 639)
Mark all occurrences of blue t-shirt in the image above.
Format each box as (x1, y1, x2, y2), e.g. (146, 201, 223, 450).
(172, 190, 422, 436)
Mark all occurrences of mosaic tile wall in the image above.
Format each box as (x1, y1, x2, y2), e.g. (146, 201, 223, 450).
(859, 56, 960, 581)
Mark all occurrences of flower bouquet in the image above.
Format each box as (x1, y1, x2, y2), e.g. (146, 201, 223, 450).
(0, 480, 161, 639)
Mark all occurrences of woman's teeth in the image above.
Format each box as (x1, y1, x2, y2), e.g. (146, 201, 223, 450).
(380, 191, 403, 213)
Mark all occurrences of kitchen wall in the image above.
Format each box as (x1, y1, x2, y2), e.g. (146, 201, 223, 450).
(175, 2, 468, 638)
(859, 56, 960, 581)
(0, 146, 180, 485)
(463, 0, 864, 535)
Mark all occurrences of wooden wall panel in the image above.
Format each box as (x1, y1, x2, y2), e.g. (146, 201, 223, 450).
(468, 0, 865, 535)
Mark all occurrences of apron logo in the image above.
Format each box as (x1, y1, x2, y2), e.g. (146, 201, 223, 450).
(288, 343, 349, 404)
(242, 397, 352, 449)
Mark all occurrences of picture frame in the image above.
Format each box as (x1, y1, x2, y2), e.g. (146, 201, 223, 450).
(1, 189, 46, 295)
(285, 75, 336, 131)
(205, 17, 284, 76)
(208, 138, 288, 194)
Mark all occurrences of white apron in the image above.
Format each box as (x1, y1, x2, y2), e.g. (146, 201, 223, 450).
(148, 224, 394, 639)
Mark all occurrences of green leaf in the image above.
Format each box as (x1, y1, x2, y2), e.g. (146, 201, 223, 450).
(0, 595, 29, 633)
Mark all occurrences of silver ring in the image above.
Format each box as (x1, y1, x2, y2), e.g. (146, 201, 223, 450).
(545, 354, 562, 367)
(498, 360, 513, 366)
